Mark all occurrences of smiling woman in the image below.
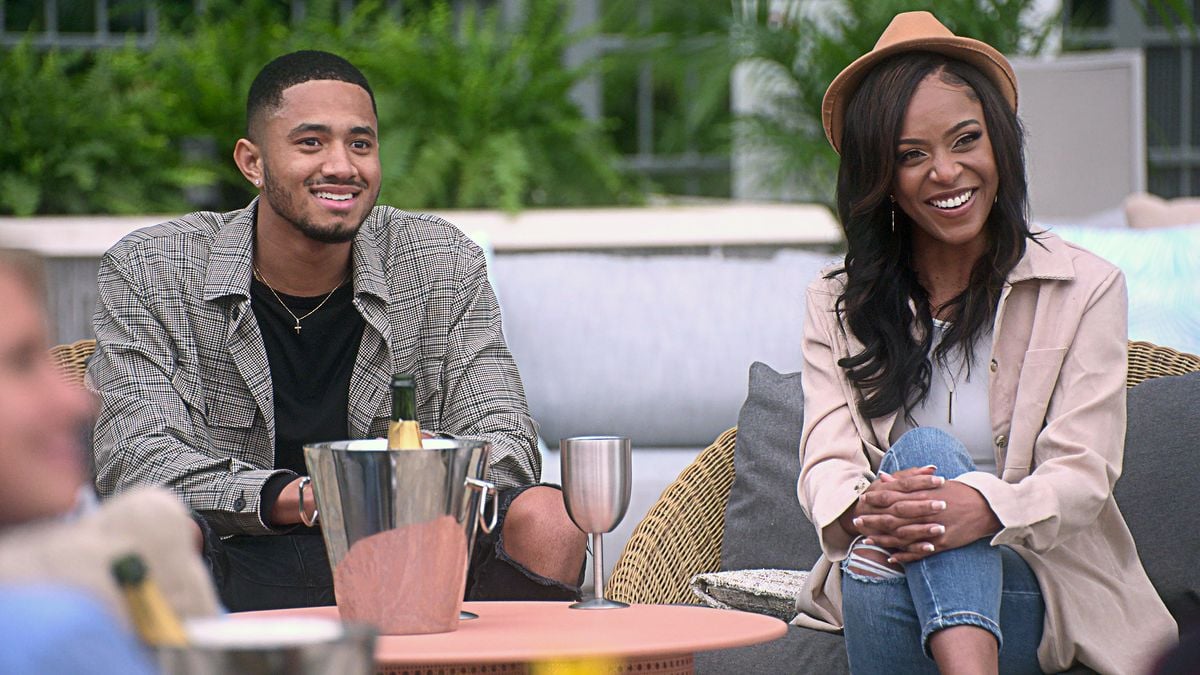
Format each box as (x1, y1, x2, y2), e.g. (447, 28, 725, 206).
(829, 48, 1031, 428)
(791, 11, 1178, 675)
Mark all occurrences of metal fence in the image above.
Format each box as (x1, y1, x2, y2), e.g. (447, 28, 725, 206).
(1066, 0, 1200, 197)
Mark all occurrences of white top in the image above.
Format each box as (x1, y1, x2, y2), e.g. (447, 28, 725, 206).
(892, 320, 995, 475)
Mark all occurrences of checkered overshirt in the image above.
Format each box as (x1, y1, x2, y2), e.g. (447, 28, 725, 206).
(89, 199, 540, 536)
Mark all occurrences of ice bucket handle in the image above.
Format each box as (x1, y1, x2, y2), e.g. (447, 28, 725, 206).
(465, 477, 499, 534)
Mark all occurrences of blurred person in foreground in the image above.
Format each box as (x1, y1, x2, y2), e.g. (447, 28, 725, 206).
(0, 248, 219, 673)
(88, 50, 586, 612)
(793, 12, 1176, 674)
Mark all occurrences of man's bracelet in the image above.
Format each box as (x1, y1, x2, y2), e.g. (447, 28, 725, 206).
(297, 476, 319, 527)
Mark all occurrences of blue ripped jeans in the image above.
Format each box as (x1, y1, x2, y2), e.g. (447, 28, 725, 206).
(841, 428, 1045, 674)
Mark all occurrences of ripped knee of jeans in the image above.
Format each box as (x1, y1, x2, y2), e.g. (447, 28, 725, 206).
(843, 537, 905, 582)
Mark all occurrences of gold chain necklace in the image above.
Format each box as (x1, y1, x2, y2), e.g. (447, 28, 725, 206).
(252, 264, 348, 335)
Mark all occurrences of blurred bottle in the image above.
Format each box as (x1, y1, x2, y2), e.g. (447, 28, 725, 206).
(111, 553, 188, 647)
(532, 657, 620, 674)
(387, 373, 424, 450)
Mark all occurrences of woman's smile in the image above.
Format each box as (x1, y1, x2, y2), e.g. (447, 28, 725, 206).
(928, 187, 976, 211)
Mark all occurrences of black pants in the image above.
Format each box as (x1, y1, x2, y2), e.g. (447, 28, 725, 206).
(208, 484, 583, 612)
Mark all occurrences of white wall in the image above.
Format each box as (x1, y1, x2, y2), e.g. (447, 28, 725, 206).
(1011, 50, 1145, 221)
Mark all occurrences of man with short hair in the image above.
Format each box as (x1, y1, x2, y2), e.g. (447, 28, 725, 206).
(89, 50, 586, 611)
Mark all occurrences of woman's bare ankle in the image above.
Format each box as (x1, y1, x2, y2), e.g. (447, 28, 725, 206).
(929, 625, 998, 675)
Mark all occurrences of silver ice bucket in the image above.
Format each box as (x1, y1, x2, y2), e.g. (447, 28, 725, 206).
(302, 438, 498, 635)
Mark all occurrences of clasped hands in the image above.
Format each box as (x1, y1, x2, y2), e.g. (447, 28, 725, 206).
(843, 466, 1001, 564)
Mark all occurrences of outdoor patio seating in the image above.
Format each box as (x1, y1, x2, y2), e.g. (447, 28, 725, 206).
(49, 338, 96, 388)
(50, 337, 1200, 672)
(608, 339, 1200, 605)
(607, 340, 1200, 672)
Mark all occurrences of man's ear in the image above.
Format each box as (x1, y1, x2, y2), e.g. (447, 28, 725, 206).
(233, 138, 264, 189)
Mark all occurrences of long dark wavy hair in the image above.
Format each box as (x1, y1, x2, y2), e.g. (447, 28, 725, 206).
(832, 52, 1036, 421)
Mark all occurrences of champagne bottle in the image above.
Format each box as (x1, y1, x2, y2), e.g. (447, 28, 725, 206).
(111, 553, 188, 647)
(387, 373, 424, 450)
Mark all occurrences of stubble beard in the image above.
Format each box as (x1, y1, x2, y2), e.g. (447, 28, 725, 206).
(260, 164, 376, 244)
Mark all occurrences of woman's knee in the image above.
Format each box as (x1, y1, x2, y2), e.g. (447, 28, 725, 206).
(840, 555, 928, 671)
(841, 559, 909, 624)
(883, 428, 975, 477)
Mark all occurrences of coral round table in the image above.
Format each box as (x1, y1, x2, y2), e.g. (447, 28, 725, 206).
(233, 601, 787, 674)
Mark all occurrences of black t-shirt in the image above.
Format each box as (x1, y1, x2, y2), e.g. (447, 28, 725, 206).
(250, 273, 364, 482)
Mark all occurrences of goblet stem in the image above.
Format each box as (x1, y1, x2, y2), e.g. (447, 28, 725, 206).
(569, 531, 628, 610)
(592, 532, 605, 601)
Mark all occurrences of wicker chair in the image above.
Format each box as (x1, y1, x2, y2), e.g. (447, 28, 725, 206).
(607, 340, 1200, 605)
(49, 338, 97, 387)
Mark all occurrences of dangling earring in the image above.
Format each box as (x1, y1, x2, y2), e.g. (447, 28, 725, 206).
(889, 196, 897, 233)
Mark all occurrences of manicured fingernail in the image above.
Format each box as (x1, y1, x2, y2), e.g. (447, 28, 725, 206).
(853, 517, 864, 528)
(930, 525, 945, 535)
(921, 543, 935, 552)
(923, 464, 937, 470)
(862, 538, 875, 546)
(932, 476, 945, 486)
(932, 500, 947, 511)
(887, 557, 896, 564)
(879, 471, 891, 479)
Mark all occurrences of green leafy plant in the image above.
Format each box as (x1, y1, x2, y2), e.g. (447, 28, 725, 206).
(1, 0, 637, 215)
(598, 0, 736, 196)
(1133, 0, 1199, 39)
(354, 1, 637, 211)
(142, 0, 351, 208)
(0, 41, 215, 216)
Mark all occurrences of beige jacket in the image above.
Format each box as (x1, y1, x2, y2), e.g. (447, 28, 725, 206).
(794, 232, 1176, 674)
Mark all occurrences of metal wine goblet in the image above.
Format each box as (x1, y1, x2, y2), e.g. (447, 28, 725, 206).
(560, 435, 632, 610)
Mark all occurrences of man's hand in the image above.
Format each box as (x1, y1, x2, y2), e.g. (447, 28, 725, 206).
(267, 477, 317, 527)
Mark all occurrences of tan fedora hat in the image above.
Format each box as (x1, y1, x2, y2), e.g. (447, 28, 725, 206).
(821, 11, 1017, 154)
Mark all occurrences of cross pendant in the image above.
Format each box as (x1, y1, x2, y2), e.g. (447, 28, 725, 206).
(293, 324, 302, 335)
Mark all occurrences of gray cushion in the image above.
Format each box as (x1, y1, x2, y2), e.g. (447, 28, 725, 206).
(704, 364, 848, 673)
(1115, 371, 1200, 624)
(720, 362, 823, 572)
(491, 250, 828, 447)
